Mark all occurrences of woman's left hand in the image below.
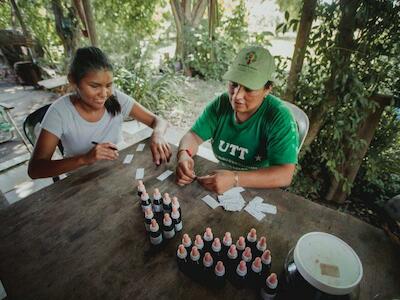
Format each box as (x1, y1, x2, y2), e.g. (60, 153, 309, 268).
(197, 170, 236, 194)
(150, 132, 172, 165)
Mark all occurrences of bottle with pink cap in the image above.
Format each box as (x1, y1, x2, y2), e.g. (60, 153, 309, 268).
(213, 261, 226, 289)
(261, 249, 272, 279)
(137, 180, 146, 197)
(250, 257, 263, 288)
(144, 207, 154, 232)
(236, 236, 246, 259)
(211, 237, 222, 261)
(152, 188, 163, 218)
(189, 246, 201, 281)
(171, 207, 183, 232)
(203, 227, 214, 252)
(255, 236, 267, 258)
(230, 260, 249, 289)
(149, 219, 163, 246)
(222, 232, 233, 260)
(246, 228, 258, 253)
(260, 273, 278, 299)
(162, 213, 175, 239)
(182, 233, 192, 254)
(176, 244, 189, 274)
(226, 244, 239, 278)
(202, 252, 214, 285)
(140, 191, 151, 212)
(241, 246, 253, 270)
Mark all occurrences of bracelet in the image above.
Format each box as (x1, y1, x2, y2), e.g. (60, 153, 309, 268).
(233, 171, 239, 187)
(177, 149, 192, 158)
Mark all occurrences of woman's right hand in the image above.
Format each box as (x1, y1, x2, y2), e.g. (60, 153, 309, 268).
(83, 143, 119, 165)
(176, 151, 196, 186)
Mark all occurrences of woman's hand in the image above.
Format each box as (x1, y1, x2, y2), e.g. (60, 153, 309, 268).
(197, 170, 236, 194)
(176, 151, 196, 186)
(83, 143, 119, 165)
(150, 132, 172, 165)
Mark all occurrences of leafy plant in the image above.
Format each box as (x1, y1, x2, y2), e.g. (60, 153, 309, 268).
(113, 48, 187, 114)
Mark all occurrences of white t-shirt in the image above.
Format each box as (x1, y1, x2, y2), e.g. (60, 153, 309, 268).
(40, 89, 135, 157)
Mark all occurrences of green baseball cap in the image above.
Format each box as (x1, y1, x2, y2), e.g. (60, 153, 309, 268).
(223, 46, 276, 90)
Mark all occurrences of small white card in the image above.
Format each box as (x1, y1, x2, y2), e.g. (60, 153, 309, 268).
(223, 187, 245, 196)
(201, 195, 221, 209)
(123, 154, 134, 164)
(135, 168, 144, 179)
(136, 143, 145, 151)
(245, 206, 266, 221)
(157, 170, 173, 181)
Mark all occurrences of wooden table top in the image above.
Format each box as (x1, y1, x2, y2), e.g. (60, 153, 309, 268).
(0, 139, 399, 300)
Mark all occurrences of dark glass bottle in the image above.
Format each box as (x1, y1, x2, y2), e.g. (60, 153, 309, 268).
(260, 273, 278, 300)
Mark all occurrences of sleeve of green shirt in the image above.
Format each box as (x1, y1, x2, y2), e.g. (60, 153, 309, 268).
(267, 107, 299, 165)
(191, 95, 221, 141)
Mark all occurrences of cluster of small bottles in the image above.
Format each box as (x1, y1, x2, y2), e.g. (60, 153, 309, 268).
(137, 180, 183, 246)
(176, 227, 278, 298)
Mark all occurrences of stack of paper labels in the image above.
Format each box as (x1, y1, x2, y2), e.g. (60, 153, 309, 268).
(201, 189, 277, 222)
(217, 187, 246, 211)
(244, 196, 277, 221)
(201, 187, 245, 211)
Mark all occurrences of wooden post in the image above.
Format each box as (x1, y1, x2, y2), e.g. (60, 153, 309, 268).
(81, 0, 98, 46)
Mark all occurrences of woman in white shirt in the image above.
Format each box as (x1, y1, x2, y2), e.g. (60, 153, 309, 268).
(28, 47, 171, 179)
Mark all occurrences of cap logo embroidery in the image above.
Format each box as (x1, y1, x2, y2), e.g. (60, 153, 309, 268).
(245, 52, 256, 65)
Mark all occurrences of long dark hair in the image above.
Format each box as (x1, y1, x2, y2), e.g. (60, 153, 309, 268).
(68, 47, 121, 116)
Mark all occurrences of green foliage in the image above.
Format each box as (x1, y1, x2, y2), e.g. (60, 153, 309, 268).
(183, 0, 274, 80)
(1, 0, 64, 66)
(113, 48, 187, 113)
(285, 1, 400, 203)
(276, 0, 303, 19)
(93, 0, 160, 55)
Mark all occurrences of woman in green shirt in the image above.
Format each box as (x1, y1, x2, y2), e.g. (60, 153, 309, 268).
(176, 46, 299, 194)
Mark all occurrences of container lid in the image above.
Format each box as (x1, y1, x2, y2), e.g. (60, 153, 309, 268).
(294, 232, 363, 295)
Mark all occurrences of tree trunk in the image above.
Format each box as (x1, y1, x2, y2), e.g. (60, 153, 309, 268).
(9, 0, 35, 59)
(208, 0, 218, 62)
(303, 0, 360, 148)
(325, 94, 393, 203)
(52, 0, 79, 58)
(283, 0, 317, 103)
(170, 0, 208, 75)
(81, 0, 97, 46)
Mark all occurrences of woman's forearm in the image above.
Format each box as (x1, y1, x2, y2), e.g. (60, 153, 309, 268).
(236, 164, 296, 189)
(28, 155, 88, 179)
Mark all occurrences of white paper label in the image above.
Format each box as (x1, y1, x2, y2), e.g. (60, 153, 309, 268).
(201, 195, 221, 209)
(157, 170, 173, 181)
(136, 143, 145, 151)
(123, 154, 134, 164)
(135, 168, 144, 179)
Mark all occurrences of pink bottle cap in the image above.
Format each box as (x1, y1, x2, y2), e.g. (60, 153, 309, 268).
(262, 249, 271, 264)
(203, 252, 213, 267)
(177, 244, 187, 258)
(215, 261, 225, 276)
(212, 238, 221, 252)
(236, 236, 245, 250)
(182, 234, 191, 245)
(252, 257, 262, 272)
(204, 227, 213, 241)
(266, 273, 278, 289)
(236, 260, 247, 276)
(190, 246, 200, 261)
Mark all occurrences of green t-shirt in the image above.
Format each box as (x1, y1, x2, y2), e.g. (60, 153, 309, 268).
(191, 93, 299, 170)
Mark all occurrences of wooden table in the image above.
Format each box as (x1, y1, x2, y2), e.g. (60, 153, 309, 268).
(0, 140, 399, 300)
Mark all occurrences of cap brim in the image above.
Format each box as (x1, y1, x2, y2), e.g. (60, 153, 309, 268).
(223, 68, 267, 90)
